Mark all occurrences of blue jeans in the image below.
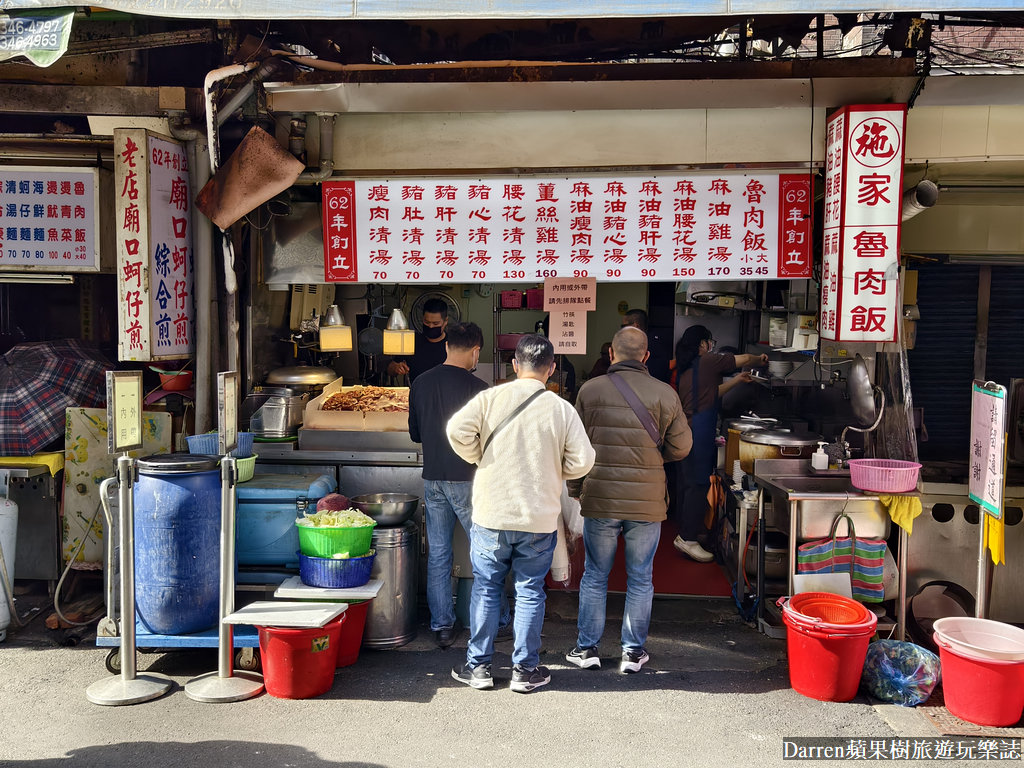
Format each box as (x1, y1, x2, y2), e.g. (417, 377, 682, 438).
(423, 480, 510, 632)
(577, 517, 661, 653)
(466, 525, 556, 670)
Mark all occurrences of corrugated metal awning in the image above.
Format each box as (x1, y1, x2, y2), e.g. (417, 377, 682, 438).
(4, 0, 1022, 20)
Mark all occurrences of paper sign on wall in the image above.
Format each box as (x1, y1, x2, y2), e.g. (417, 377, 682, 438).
(544, 276, 596, 311)
(550, 311, 586, 354)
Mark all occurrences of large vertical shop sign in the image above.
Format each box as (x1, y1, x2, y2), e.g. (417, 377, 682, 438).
(0, 166, 99, 271)
(820, 104, 907, 343)
(322, 173, 812, 284)
(113, 129, 194, 361)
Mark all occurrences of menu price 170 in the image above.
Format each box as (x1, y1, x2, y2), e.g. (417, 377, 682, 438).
(321, 173, 812, 284)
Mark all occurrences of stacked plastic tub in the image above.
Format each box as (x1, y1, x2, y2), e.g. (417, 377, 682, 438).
(934, 617, 1024, 726)
(186, 431, 258, 482)
(779, 592, 878, 702)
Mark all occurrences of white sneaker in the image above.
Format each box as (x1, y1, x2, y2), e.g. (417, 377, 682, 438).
(620, 649, 650, 674)
(674, 536, 714, 563)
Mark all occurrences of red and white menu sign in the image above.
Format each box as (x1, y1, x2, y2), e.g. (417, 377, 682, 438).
(322, 173, 812, 284)
(0, 166, 99, 270)
(820, 104, 906, 343)
(114, 129, 194, 361)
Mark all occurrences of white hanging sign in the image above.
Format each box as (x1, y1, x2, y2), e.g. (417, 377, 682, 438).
(323, 172, 812, 284)
(114, 129, 195, 361)
(820, 104, 906, 343)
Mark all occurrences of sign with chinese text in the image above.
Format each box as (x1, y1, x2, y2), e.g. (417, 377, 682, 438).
(970, 381, 1006, 519)
(218, 371, 239, 457)
(544, 276, 596, 311)
(0, 165, 99, 271)
(550, 310, 586, 354)
(114, 129, 194, 361)
(322, 173, 812, 284)
(106, 370, 143, 454)
(820, 104, 907, 343)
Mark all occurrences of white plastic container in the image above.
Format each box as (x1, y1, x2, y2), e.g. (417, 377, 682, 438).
(811, 442, 829, 471)
(933, 616, 1024, 661)
(0, 495, 19, 642)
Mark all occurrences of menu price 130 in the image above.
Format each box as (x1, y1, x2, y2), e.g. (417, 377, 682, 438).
(323, 173, 812, 284)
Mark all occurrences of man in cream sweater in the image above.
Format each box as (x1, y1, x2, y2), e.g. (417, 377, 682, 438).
(447, 334, 595, 693)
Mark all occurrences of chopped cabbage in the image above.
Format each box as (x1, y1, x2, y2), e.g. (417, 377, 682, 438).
(296, 508, 376, 528)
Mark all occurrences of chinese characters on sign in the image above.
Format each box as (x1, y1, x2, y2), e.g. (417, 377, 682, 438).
(820, 104, 907, 343)
(970, 381, 1006, 519)
(322, 174, 812, 284)
(114, 129, 194, 362)
(545, 277, 596, 354)
(0, 166, 99, 271)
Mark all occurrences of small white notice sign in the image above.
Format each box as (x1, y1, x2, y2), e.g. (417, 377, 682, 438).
(970, 380, 1006, 519)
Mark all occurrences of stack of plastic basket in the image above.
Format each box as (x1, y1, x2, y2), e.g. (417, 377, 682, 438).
(186, 431, 257, 482)
(296, 516, 376, 589)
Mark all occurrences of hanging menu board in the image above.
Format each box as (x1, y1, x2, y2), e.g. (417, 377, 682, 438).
(0, 166, 99, 271)
(323, 173, 812, 284)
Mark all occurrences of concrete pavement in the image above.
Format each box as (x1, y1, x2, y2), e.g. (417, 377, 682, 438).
(0, 589, 945, 768)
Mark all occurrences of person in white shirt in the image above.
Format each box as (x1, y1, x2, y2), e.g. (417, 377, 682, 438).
(446, 334, 595, 693)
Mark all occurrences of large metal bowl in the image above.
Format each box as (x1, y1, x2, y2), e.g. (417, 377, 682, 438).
(349, 493, 420, 526)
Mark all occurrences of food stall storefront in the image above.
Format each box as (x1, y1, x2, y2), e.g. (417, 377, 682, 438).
(212, 66, 930, 611)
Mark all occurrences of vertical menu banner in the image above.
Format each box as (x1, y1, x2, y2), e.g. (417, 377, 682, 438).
(820, 104, 907, 343)
(970, 381, 1007, 519)
(114, 129, 194, 361)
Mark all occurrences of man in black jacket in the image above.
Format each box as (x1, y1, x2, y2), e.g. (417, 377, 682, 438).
(408, 321, 510, 648)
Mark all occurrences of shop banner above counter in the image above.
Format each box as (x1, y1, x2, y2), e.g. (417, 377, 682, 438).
(322, 172, 811, 284)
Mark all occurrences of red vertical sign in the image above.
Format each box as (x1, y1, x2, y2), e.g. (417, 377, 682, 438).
(322, 180, 358, 282)
(776, 174, 813, 278)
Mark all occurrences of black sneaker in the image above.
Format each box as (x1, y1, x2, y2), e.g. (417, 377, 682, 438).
(510, 664, 551, 693)
(495, 622, 514, 643)
(451, 663, 493, 689)
(620, 649, 650, 674)
(435, 627, 458, 649)
(565, 645, 601, 669)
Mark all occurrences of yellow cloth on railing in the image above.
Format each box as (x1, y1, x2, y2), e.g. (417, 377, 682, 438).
(0, 451, 65, 477)
(985, 514, 1005, 566)
(878, 494, 923, 535)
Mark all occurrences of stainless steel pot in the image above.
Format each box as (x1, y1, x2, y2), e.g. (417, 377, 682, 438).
(246, 388, 308, 438)
(724, 417, 777, 474)
(739, 429, 820, 473)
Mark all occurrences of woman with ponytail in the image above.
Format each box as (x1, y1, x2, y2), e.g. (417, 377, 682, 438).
(672, 325, 767, 562)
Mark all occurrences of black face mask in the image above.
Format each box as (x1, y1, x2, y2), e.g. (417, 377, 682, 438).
(423, 325, 444, 340)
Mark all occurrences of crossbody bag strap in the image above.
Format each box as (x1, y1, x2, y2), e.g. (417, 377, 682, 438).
(482, 388, 547, 456)
(607, 372, 663, 450)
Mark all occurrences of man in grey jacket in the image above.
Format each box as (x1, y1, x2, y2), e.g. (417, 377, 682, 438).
(566, 326, 692, 673)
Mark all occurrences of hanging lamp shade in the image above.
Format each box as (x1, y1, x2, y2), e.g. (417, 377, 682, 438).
(319, 304, 353, 352)
(383, 308, 416, 355)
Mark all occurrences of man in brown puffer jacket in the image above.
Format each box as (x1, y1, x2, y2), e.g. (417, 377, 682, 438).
(566, 326, 692, 673)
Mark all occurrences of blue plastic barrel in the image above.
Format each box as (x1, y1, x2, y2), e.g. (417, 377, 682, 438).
(133, 453, 221, 635)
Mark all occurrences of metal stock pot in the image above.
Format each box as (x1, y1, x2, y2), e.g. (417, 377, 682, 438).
(738, 429, 820, 473)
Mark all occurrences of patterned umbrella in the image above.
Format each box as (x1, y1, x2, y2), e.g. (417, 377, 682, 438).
(0, 339, 111, 456)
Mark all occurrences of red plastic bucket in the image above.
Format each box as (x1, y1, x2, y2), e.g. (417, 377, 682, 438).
(258, 615, 345, 699)
(783, 604, 877, 702)
(337, 600, 372, 668)
(935, 633, 1024, 727)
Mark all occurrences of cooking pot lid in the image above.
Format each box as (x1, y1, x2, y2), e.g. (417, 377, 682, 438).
(265, 366, 337, 386)
(725, 418, 776, 432)
(741, 429, 820, 447)
(136, 452, 220, 473)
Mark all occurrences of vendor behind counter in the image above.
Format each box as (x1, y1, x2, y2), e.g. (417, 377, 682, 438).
(384, 298, 449, 383)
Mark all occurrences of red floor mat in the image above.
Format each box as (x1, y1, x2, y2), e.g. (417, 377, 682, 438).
(547, 520, 732, 598)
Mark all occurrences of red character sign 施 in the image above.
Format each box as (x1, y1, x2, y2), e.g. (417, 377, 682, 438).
(323, 181, 359, 282)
